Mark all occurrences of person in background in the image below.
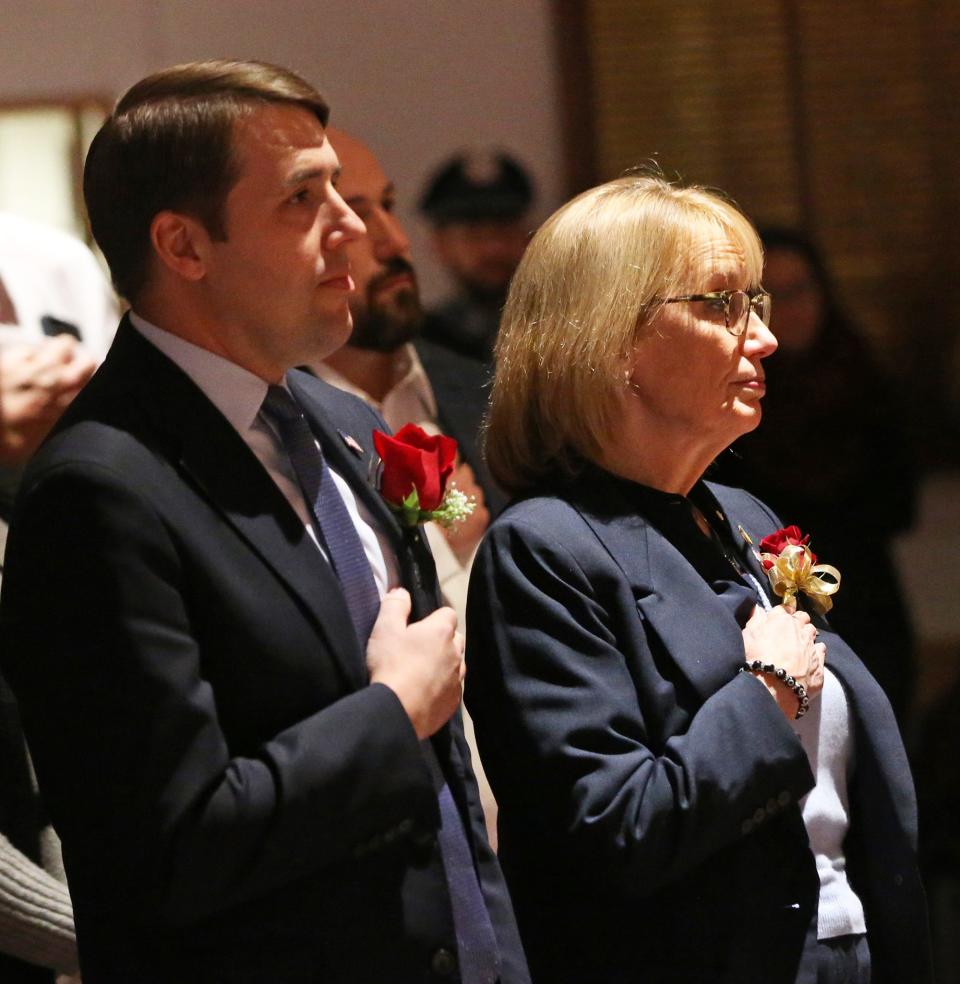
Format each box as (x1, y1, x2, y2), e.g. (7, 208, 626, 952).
(716, 227, 918, 720)
(0, 213, 114, 515)
(0, 212, 114, 984)
(0, 673, 80, 984)
(313, 126, 502, 840)
(0, 212, 117, 361)
(419, 151, 534, 363)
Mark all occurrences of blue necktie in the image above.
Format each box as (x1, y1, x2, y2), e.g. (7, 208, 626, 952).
(262, 385, 381, 645)
(261, 386, 500, 983)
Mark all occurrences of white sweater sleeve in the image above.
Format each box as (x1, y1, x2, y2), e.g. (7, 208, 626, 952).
(0, 831, 78, 973)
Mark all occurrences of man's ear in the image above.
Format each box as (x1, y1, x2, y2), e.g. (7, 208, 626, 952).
(149, 211, 210, 283)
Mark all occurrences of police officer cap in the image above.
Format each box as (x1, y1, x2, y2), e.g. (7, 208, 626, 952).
(419, 151, 534, 224)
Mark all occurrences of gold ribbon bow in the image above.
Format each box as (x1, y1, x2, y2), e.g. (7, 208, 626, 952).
(760, 544, 841, 615)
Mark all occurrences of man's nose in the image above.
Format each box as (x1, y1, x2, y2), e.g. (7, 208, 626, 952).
(326, 191, 366, 250)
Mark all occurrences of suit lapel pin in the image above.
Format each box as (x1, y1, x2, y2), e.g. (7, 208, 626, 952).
(338, 431, 365, 458)
(738, 525, 763, 563)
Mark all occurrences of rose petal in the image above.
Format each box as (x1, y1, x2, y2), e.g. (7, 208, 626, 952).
(373, 425, 450, 511)
(374, 429, 432, 507)
(759, 524, 811, 557)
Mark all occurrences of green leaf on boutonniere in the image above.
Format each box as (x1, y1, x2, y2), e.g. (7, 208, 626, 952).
(399, 487, 423, 528)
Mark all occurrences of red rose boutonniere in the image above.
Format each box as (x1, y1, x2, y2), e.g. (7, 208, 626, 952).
(755, 524, 841, 615)
(372, 424, 476, 528)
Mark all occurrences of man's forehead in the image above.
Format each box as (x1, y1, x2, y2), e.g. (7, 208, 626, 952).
(232, 104, 333, 171)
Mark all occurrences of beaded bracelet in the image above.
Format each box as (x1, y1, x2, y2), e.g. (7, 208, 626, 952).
(739, 660, 810, 719)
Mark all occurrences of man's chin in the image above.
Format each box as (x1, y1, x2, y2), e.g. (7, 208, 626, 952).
(347, 308, 422, 353)
(306, 309, 355, 362)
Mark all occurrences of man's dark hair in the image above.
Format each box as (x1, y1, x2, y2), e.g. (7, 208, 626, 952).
(83, 59, 329, 303)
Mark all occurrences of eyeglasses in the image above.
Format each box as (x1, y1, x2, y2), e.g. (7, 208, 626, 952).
(661, 289, 772, 336)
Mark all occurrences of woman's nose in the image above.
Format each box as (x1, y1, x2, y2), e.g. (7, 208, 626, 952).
(743, 311, 778, 358)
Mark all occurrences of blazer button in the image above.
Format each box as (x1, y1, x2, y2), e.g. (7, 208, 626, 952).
(766, 798, 779, 817)
(777, 790, 792, 807)
(431, 947, 457, 977)
(741, 818, 754, 835)
(753, 808, 767, 825)
(894, 873, 904, 887)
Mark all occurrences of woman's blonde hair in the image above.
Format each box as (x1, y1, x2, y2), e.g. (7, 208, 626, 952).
(485, 171, 764, 493)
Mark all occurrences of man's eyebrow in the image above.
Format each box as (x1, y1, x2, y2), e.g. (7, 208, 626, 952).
(284, 165, 341, 187)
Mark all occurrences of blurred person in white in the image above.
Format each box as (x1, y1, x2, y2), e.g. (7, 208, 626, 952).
(312, 128, 504, 839)
(0, 211, 116, 984)
(0, 212, 118, 516)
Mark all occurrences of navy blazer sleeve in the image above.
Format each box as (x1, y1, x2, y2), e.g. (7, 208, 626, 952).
(465, 500, 815, 897)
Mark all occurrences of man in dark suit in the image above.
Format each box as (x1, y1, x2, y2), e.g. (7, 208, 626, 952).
(0, 59, 527, 984)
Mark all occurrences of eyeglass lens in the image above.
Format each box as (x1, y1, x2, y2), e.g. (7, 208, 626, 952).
(728, 291, 772, 330)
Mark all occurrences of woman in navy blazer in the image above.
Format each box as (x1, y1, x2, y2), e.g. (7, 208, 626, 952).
(465, 174, 930, 984)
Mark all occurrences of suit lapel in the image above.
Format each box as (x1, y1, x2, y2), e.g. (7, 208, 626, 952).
(114, 325, 368, 691)
(178, 422, 368, 692)
(288, 372, 441, 621)
(705, 482, 780, 609)
(288, 373, 398, 539)
(572, 486, 748, 704)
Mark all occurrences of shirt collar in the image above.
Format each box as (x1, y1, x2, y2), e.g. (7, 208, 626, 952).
(129, 311, 269, 434)
(311, 343, 436, 420)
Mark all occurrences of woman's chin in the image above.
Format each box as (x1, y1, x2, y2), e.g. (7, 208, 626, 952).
(729, 400, 764, 436)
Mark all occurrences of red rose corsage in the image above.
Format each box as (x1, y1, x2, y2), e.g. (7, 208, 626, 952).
(372, 424, 476, 528)
(756, 524, 841, 615)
